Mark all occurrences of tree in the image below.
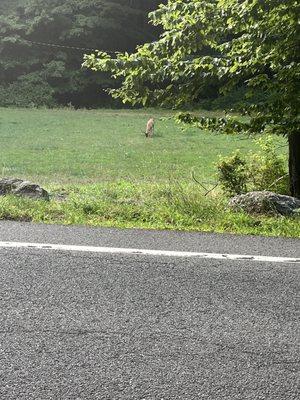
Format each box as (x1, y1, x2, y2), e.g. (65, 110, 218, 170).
(0, 0, 163, 107)
(83, 0, 300, 198)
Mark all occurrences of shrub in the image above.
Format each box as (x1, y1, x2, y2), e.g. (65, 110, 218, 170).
(217, 136, 289, 196)
(176, 112, 248, 135)
(248, 136, 289, 194)
(175, 112, 199, 125)
(0, 73, 56, 108)
(217, 151, 248, 196)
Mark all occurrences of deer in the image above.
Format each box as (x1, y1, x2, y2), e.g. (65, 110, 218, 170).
(145, 118, 154, 138)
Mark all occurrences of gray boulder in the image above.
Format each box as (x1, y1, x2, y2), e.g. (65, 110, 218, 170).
(229, 191, 300, 216)
(0, 178, 23, 195)
(0, 178, 49, 200)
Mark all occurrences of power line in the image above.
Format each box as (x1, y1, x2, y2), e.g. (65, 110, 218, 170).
(23, 38, 117, 53)
(0, 35, 119, 54)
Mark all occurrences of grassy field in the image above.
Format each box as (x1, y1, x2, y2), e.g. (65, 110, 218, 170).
(0, 107, 277, 184)
(1, 107, 298, 238)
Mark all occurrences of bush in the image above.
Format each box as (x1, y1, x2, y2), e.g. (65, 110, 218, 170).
(176, 112, 249, 135)
(0, 73, 56, 108)
(175, 112, 199, 125)
(248, 136, 289, 194)
(217, 135, 289, 196)
(217, 151, 248, 196)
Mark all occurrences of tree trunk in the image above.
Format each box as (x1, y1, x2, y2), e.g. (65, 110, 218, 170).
(288, 133, 300, 199)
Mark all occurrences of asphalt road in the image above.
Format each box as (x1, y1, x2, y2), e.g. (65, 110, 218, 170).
(0, 222, 299, 399)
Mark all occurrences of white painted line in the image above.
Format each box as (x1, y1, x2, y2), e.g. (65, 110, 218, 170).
(0, 241, 299, 264)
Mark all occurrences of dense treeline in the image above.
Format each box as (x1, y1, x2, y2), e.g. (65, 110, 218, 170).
(0, 0, 163, 107)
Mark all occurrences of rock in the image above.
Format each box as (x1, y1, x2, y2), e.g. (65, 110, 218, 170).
(229, 191, 300, 216)
(0, 178, 23, 195)
(13, 181, 49, 200)
(0, 178, 49, 200)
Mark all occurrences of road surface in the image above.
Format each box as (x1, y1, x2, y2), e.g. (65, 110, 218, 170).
(0, 221, 299, 399)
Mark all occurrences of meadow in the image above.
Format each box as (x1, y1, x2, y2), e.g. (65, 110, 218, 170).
(1, 107, 298, 238)
(0, 107, 269, 184)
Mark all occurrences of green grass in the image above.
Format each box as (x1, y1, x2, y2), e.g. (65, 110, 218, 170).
(0, 107, 286, 184)
(0, 182, 299, 237)
(1, 107, 297, 238)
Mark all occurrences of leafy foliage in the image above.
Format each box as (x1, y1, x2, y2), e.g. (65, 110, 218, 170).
(176, 112, 247, 135)
(84, 0, 299, 196)
(247, 137, 289, 194)
(84, 0, 299, 133)
(217, 152, 248, 196)
(217, 136, 289, 196)
(0, 0, 163, 107)
(0, 72, 55, 107)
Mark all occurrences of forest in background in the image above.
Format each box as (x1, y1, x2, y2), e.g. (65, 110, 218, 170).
(0, 0, 163, 108)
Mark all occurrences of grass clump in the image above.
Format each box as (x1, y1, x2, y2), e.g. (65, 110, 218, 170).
(0, 182, 299, 238)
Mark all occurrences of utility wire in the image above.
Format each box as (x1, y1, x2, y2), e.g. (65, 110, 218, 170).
(0, 35, 119, 54)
